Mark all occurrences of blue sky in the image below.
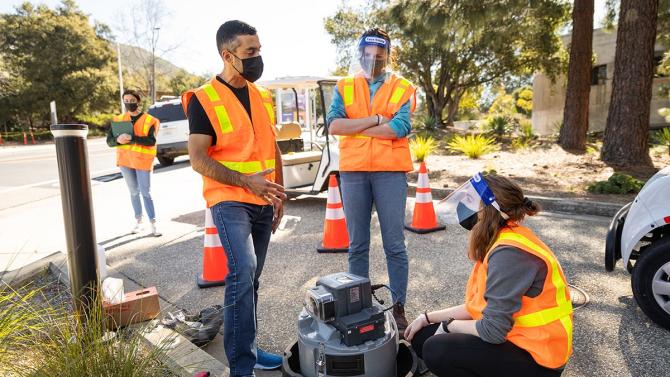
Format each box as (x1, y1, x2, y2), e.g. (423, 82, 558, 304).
(1, 0, 609, 80)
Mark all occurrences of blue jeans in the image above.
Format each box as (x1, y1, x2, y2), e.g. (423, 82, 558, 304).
(339, 172, 409, 304)
(211, 201, 273, 377)
(119, 166, 156, 221)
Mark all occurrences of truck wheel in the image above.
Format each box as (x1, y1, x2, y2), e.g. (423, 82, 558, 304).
(157, 156, 174, 167)
(631, 236, 670, 330)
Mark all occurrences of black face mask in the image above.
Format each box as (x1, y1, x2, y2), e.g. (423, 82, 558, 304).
(125, 103, 139, 112)
(230, 53, 264, 82)
(457, 202, 478, 231)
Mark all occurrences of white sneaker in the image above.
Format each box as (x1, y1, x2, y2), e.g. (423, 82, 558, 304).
(131, 220, 143, 234)
(151, 222, 162, 237)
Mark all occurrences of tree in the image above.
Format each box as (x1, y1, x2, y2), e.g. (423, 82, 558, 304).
(559, 0, 594, 152)
(0, 0, 117, 126)
(601, 0, 658, 168)
(116, 0, 180, 104)
(324, 0, 569, 126)
(168, 70, 207, 96)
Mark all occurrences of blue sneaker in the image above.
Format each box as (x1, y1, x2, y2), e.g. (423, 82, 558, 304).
(254, 348, 282, 370)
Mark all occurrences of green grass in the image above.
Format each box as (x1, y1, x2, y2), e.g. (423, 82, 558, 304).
(448, 134, 499, 159)
(1, 282, 178, 377)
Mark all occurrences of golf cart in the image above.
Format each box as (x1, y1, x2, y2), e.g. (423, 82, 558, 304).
(605, 166, 670, 330)
(259, 76, 342, 194)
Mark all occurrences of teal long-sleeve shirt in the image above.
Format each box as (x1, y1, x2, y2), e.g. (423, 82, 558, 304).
(326, 73, 412, 138)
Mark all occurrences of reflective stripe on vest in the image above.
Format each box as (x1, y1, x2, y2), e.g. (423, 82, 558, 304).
(117, 144, 156, 155)
(218, 159, 276, 174)
(496, 231, 573, 329)
(257, 87, 276, 125)
(343, 77, 355, 107)
(201, 83, 234, 134)
(390, 79, 411, 106)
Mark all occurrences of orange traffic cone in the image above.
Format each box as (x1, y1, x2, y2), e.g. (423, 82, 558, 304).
(0, 133, 3, 145)
(405, 162, 446, 234)
(317, 174, 349, 253)
(197, 208, 228, 288)
(30, 130, 35, 144)
(23, 132, 27, 145)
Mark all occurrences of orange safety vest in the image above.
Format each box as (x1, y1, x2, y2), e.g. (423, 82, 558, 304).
(113, 112, 159, 171)
(465, 224, 573, 369)
(181, 77, 278, 207)
(335, 73, 416, 172)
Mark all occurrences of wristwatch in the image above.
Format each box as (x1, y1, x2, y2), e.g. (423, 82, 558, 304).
(441, 317, 455, 333)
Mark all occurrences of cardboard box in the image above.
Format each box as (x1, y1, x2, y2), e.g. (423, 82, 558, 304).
(103, 286, 160, 329)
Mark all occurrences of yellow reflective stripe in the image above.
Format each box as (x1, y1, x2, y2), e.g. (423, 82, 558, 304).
(219, 160, 262, 173)
(498, 232, 573, 335)
(343, 78, 354, 107)
(390, 87, 406, 104)
(263, 103, 275, 124)
(219, 159, 276, 174)
(203, 84, 220, 102)
(142, 115, 153, 135)
(117, 144, 156, 155)
(513, 302, 573, 327)
(213, 105, 234, 134)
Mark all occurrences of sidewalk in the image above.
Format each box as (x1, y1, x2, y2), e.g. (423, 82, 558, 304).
(0, 160, 204, 273)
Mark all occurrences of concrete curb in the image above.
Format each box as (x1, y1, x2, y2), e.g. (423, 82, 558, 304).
(407, 184, 625, 218)
(48, 260, 229, 377)
(0, 251, 64, 287)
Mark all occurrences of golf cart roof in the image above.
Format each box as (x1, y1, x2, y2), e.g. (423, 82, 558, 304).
(259, 76, 340, 90)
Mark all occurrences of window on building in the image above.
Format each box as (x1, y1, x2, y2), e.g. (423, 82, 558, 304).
(591, 65, 607, 86)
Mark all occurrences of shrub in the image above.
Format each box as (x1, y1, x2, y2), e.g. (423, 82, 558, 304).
(512, 119, 535, 150)
(448, 134, 498, 159)
(76, 113, 116, 128)
(1, 283, 176, 377)
(587, 173, 644, 194)
(653, 128, 670, 155)
(484, 115, 512, 138)
(409, 135, 437, 162)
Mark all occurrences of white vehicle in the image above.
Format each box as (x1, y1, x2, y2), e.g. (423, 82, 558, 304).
(605, 166, 670, 329)
(148, 98, 190, 166)
(259, 76, 341, 193)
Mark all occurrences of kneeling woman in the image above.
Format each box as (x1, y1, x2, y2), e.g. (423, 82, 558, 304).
(405, 174, 572, 377)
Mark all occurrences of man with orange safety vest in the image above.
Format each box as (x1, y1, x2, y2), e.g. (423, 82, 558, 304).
(107, 89, 161, 236)
(183, 20, 286, 375)
(327, 28, 416, 334)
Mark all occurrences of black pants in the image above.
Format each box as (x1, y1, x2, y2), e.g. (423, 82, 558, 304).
(411, 324, 564, 377)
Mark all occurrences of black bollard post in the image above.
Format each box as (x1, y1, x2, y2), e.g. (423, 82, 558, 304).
(51, 124, 100, 315)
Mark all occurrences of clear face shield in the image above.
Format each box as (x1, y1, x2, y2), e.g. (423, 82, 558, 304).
(348, 35, 390, 79)
(436, 173, 509, 231)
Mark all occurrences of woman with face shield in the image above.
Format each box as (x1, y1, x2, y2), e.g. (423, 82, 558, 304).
(326, 28, 417, 334)
(404, 173, 573, 377)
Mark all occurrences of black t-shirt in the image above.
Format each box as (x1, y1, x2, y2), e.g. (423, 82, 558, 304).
(187, 76, 252, 146)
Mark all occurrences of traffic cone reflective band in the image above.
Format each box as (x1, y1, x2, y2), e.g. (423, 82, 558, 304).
(317, 174, 349, 253)
(405, 162, 446, 234)
(197, 208, 228, 288)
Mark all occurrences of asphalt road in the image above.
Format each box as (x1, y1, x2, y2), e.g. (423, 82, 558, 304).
(0, 138, 189, 211)
(99, 190, 670, 377)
